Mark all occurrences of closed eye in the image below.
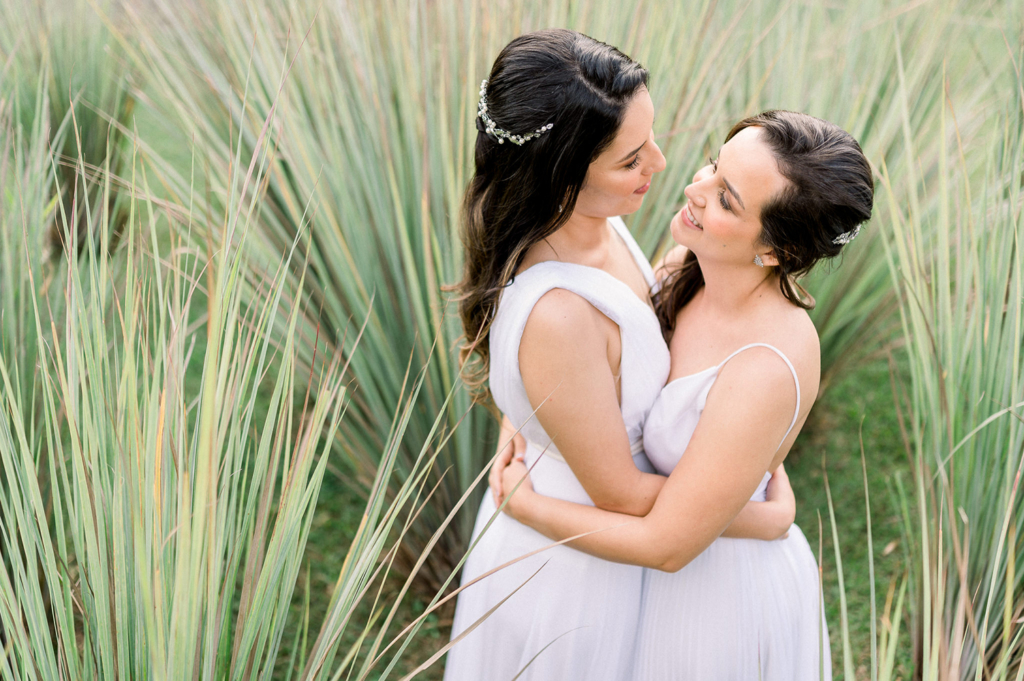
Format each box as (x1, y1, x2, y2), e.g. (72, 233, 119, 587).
(718, 188, 730, 211)
(626, 155, 641, 170)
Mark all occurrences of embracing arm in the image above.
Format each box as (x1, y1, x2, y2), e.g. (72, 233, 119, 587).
(491, 412, 795, 539)
(720, 463, 794, 540)
(516, 289, 665, 516)
(503, 349, 800, 571)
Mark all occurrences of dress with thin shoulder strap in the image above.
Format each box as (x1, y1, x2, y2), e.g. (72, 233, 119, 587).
(444, 217, 671, 681)
(634, 343, 831, 680)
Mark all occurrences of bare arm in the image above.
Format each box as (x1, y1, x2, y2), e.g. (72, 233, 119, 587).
(502, 349, 800, 571)
(720, 464, 794, 540)
(516, 289, 665, 516)
(495, 411, 798, 540)
(491, 412, 796, 539)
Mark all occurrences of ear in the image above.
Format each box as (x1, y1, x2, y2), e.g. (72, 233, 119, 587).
(759, 250, 780, 268)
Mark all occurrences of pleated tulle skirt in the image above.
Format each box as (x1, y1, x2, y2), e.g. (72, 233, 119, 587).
(444, 492, 645, 681)
(634, 524, 831, 681)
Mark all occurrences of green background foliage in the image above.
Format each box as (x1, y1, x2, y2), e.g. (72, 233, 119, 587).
(0, 0, 1021, 678)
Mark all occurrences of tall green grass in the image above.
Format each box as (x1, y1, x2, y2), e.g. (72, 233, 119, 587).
(876, 53, 1024, 677)
(0, 72, 472, 677)
(2, 0, 1024, 677)
(105, 0, 1017, 598)
(819, 18, 1024, 679)
(0, 0, 135, 257)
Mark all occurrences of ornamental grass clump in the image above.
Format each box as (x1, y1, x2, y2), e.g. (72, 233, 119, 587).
(0, 74, 468, 677)
(0, 0, 136, 258)
(878, 60, 1024, 678)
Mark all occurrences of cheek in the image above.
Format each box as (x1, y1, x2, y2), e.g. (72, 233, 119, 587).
(580, 174, 633, 206)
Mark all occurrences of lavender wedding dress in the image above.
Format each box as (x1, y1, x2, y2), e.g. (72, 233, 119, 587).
(444, 217, 671, 681)
(635, 343, 831, 680)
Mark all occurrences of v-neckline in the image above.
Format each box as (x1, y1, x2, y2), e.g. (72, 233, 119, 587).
(516, 218, 656, 316)
(663, 363, 720, 390)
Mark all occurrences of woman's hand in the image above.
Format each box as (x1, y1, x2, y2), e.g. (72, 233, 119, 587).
(764, 463, 795, 537)
(499, 457, 534, 519)
(489, 414, 527, 506)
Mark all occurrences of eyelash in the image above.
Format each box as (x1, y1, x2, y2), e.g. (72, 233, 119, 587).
(718, 189, 730, 211)
(707, 157, 730, 211)
(626, 155, 641, 170)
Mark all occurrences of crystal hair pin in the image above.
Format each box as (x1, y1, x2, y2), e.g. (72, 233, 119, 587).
(477, 80, 554, 145)
(832, 225, 862, 245)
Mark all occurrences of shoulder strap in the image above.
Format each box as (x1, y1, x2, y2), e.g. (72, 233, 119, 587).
(719, 343, 802, 450)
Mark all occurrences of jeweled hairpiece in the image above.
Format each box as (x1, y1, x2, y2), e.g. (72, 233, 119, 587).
(832, 225, 862, 245)
(477, 80, 554, 146)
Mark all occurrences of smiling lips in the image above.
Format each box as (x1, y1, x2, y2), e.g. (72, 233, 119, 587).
(683, 203, 703, 230)
(634, 182, 651, 195)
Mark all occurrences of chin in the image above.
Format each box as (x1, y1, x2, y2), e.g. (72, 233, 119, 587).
(620, 196, 646, 216)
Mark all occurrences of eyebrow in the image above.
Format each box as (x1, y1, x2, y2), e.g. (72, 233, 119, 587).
(723, 177, 745, 210)
(617, 140, 647, 164)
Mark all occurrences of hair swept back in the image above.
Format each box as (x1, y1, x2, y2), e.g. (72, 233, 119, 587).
(653, 110, 874, 334)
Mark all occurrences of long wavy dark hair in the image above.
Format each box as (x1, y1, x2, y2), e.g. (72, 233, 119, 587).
(456, 29, 650, 400)
(653, 110, 874, 334)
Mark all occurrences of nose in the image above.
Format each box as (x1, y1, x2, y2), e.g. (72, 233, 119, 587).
(683, 162, 714, 207)
(644, 135, 667, 175)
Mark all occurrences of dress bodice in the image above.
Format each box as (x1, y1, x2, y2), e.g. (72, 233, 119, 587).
(488, 217, 671, 504)
(641, 343, 802, 501)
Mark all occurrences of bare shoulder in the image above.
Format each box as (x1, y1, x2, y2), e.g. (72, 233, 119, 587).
(751, 304, 821, 408)
(774, 306, 821, 379)
(519, 288, 609, 358)
(714, 345, 804, 395)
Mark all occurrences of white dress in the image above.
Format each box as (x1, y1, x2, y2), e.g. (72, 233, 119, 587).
(444, 217, 671, 681)
(635, 343, 831, 681)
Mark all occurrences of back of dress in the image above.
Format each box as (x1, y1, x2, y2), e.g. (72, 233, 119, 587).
(444, 217, 670, 681)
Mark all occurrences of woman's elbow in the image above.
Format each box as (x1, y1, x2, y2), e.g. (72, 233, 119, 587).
(646, 547, 693, 573)
(653, 555, 688, 573)
(591, 491, 655, 517)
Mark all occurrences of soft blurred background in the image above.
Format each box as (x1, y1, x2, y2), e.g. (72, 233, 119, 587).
(0, 0, 1021, 678)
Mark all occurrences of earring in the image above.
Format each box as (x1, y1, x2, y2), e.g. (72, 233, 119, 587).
(754, 254, 764, 268)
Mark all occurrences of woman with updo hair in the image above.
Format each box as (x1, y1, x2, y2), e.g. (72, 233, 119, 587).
(445, 30, 789, 680)
(497, 110, 874, 679)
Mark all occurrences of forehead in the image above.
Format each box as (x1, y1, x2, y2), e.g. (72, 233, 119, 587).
(719, 126, 789, 210)
(594, 88, 654, 165)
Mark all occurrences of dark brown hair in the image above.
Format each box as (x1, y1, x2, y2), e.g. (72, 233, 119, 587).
(653, 110, 874, 333)
(456, 29, 650, 400)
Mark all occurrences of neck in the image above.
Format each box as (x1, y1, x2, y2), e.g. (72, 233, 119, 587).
(696, 256, 779, 314)
(548, 212, 611, 254)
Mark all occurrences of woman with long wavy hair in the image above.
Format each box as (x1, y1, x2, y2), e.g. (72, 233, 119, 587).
(444, 30, 791, 680)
